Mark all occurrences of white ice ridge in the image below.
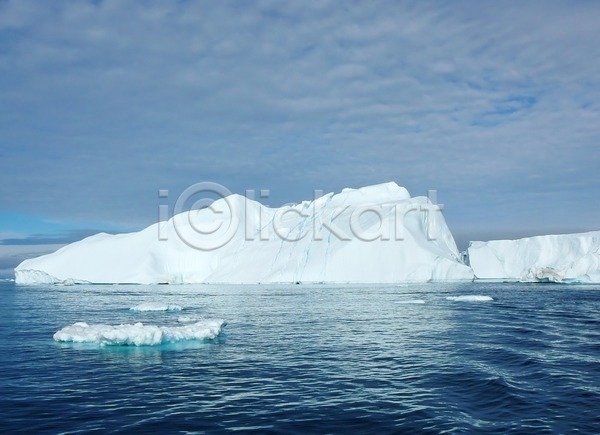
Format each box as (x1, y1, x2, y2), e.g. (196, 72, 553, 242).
(53, 320, 226, 346)
(446, 295, 493, 302)
(130, 303, 182, 312)
(468, 231, 600, 283)
(15, 182, 473, 284)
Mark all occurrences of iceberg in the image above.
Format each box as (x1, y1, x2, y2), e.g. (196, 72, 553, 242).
(468, 231, 600, 283)
(15, 182, 473, 284)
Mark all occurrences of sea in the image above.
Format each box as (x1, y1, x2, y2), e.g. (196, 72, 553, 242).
(1, 280, 599, 434)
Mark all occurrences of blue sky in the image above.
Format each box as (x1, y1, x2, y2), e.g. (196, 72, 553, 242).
(1, 0, 599, 274)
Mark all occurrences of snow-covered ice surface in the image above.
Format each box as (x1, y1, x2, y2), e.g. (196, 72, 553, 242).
(53, 320, 226, 346)
(468, 231, 600, 283)
(15, 182, 473, 284)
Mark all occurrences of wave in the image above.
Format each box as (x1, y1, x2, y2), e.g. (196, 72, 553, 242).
(53, 320, 226, 346)
(177, 316, 197, 323)
(130, 303, 183, 312)
(446, 295, 493, 302)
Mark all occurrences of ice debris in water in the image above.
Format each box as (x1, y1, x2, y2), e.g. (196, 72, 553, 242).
(446, 295, 493, 302)
(53, 320, 226, 346)
(130, 303, 183, 312)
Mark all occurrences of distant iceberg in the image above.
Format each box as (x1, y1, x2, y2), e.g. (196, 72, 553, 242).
(468, 231, 600, 283)
(15, 182, 474, 284)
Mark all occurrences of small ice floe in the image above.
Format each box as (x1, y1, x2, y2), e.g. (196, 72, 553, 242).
(129, 303, 183, 312)
(446, 295, 493, 302)
(396, 299, 426, 304)
(53, 320, 226, 346)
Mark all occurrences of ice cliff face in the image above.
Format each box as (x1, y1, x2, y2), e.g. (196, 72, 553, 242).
(15, 182, 474, 284)
(468, 231, 600, 283)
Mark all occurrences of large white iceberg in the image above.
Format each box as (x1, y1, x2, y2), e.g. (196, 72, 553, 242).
(15, 182, 474, 284)
(468, 231, 600, 283)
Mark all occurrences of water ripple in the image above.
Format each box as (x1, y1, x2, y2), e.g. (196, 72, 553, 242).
(1, 282, 599, 433)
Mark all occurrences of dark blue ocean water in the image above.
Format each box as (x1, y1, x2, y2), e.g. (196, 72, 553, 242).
(1, 280, 599, 434)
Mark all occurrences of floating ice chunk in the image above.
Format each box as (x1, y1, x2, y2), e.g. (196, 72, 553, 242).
(53, 320, 226, 346)
(396, 299, 426, 304)
(446, 295, 493, 302)
(130, 303, 182, 312)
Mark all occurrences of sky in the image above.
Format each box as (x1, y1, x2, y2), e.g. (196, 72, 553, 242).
(1, 0, 599, 276)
